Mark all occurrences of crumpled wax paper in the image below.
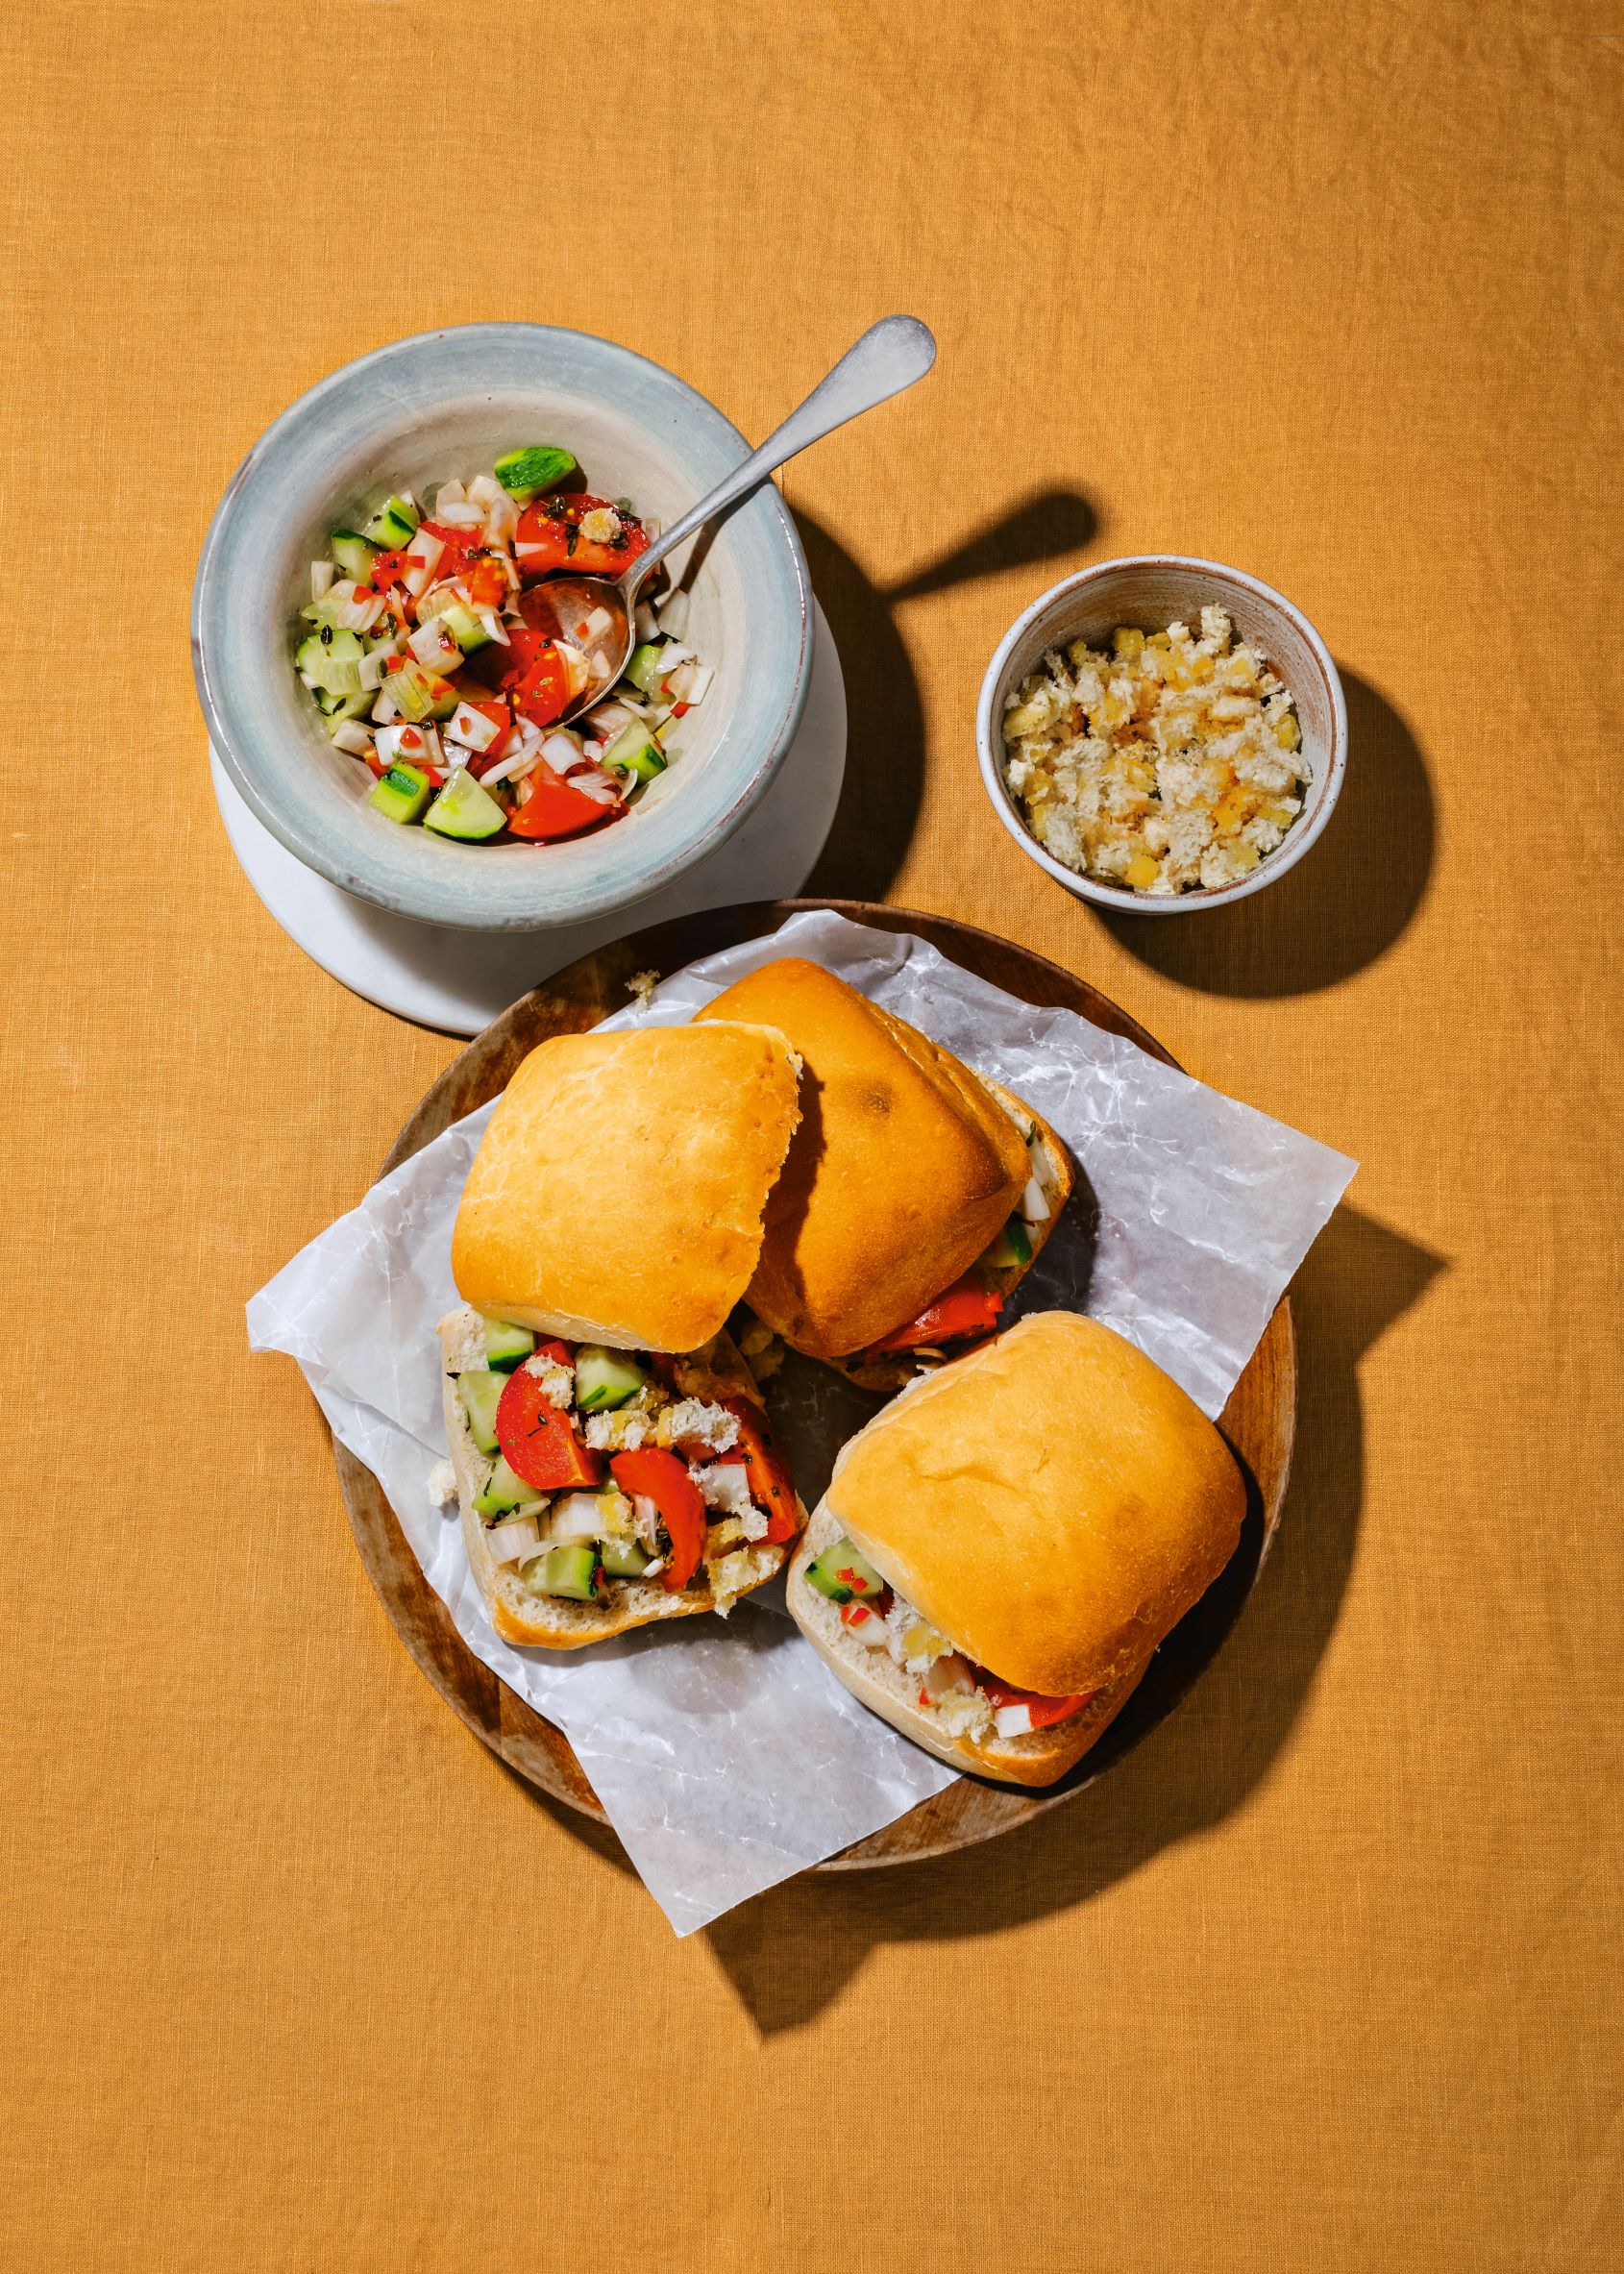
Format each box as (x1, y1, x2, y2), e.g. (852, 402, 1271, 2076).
(247, 912, 1356, 1933)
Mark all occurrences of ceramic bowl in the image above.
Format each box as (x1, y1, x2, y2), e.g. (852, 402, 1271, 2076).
(192, 325, 812, 932)
(975, 556, 1346, 913)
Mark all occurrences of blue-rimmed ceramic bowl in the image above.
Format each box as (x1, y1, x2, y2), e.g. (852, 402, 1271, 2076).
(192, 326, 812, 932)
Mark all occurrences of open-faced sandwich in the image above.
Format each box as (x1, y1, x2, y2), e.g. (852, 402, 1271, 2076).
(695, 958, 1071, 1392)
(438, 1020, 806, 1645)
(786, 1312, 1245, 1784)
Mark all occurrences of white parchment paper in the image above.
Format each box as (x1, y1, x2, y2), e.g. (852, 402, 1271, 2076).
(248, 913, 1356, 1933)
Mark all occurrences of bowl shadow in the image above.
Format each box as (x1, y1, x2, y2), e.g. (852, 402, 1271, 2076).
(1096, 667, 1433, 997)
(797, 486, 1100, 902)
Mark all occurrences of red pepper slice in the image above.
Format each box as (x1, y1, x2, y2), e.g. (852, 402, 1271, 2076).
(972, 1671, 1095, 1729)
(494, 1363, 603, 1492)
(515, 493, 651, 581)
(505, 763, 618, 842)
(713, 1399, 800, 1545)
(369, 548, 408, 591)
(864, 1277, 1006, 1356)
(608, 1447, 707, 1594)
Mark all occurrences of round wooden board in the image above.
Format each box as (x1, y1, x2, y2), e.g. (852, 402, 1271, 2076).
(332, 899, 1296, 1869)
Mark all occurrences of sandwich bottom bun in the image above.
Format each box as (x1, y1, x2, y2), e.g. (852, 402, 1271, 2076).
(816, 1077, 1073, 1397)
(439, 1320, 800, 1649)
(787, 1503, 1144, 1786)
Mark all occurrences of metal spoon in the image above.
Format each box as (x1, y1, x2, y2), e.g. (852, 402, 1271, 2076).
(517, 314, 937, 725)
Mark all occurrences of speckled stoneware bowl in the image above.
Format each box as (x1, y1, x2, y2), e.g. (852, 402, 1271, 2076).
(192, 326, 812, 931)
(976, 556, 1346, 913)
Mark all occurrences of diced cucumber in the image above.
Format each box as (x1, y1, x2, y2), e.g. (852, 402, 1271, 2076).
(494, 445, 577, 502)
(368, 762, 431, 825)
(331, 530, 381, 581)
(456, 1369, 506, 1454)
(574, 1346, 647, 1413)
(318, 687, 375, 731)
(984, 1217, 1033, 1270)
(482, 1318, 536, 1372)
(625, 642, 668, 698)
(601, 721, 667, 787)
(424, 769, 507, 842)
(600, 1536, 653, 1580)
(295, 627, 365, 697)
(804, 1536, 887, 1604)
(474, 1452, 541, 1518)
(362, 494, 421, 549)
(437, 598, 490, 654)
(519, 1544, 603, 1601)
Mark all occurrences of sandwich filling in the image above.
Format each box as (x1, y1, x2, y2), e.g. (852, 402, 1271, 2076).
(855, 1119, 1061, 1366)
(803, 1534, 1095, 1743)
(441, 1304, 798, 1615)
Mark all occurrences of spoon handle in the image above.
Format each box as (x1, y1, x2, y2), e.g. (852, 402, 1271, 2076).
(627, 314, 937, 598)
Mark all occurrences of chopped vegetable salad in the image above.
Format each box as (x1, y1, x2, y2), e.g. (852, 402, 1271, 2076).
(294, 445, 713, 846)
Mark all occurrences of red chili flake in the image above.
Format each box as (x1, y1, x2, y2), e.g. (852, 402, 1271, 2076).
(918, 1687, 932, 1709)
(672, 701, 692, 717)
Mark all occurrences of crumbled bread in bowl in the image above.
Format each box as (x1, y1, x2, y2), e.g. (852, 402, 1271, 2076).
(1000, 606, 1308, 896)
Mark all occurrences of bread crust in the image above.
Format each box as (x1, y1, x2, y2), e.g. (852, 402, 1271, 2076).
(451, 1023, 800, 1355)
(818, 1313, 1245, 1699)
(438, 1317, 797, 1648)
(694, 960, 1031, 1357)
(816, 1076, 1073, 1394)
(786, 1501, 1146, 1786)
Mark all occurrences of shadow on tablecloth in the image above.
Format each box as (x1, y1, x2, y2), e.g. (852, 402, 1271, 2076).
(700, 1201, 1445, 2034)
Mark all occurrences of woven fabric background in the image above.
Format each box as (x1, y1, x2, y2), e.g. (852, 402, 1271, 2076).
(2, 2, 1619, 2267)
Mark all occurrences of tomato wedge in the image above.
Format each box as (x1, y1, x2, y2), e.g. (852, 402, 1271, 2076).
(608, 1447, 706, 1594)
(510, 643, 572, 729)
(865, 1277, 1005, 1356)
(972, 1672, 1095, 1729)
(495, 1362, 603, 1492)
(714, 1399, 800, 1545)
(467, 556, 508, 610)
(506, 763, 617, 841)
(515, 493, 651, 581)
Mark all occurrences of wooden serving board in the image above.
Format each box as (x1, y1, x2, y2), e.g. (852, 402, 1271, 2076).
(332, 900, 1296, 1869)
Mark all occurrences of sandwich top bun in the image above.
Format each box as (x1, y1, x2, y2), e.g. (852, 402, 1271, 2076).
(694, 958, 1030, 1357)
(823, 1312, 1245, 1700)
(452, 1022, 800, 1353)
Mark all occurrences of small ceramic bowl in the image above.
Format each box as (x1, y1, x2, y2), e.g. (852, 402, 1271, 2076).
(192, 325, 812, 932)
(975, 556, 1346, 913)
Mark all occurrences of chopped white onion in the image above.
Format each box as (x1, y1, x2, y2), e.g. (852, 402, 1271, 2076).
(633, 602, 660, 644)
(311, 559, 336, 602)
(408, 618, 462, 671)
(446, 702, 500, 754)
(658, 641, 695, 670)
(477, 608, 509, 646)
(434, 500, 485, 528)
(654, 588, 689, 639)
(477, 748, 533, 787)
(371, 690, 399, 725)
(515, 542, 546, 564)
(1020, 1173, 1051, 1224)
(993, 1703, 1034, 1739)
(583, 606, 612, 639)
(486, 1514, 543, 1565)
(554, 640, 591, 700)
(433, 478, 467, 509)
(583, 700, 636, 739)
(539, 729, 584, 772)
(546, 1493, 604, 1545)
(331, 720, 374, 757)
(679, 662, 714, 707)
(298, 670, 319, 690)
(569, 768, 622, 805)
(467, 474, 504, 508)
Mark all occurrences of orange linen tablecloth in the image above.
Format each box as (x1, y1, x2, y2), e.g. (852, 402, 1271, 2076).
(3, 3, 1619, 2268)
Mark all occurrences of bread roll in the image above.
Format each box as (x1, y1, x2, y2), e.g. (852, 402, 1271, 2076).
(786, 1313, 1245, 1783)
(695, 960, 1059, 1360)
(452, 1022, 800, 1353)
